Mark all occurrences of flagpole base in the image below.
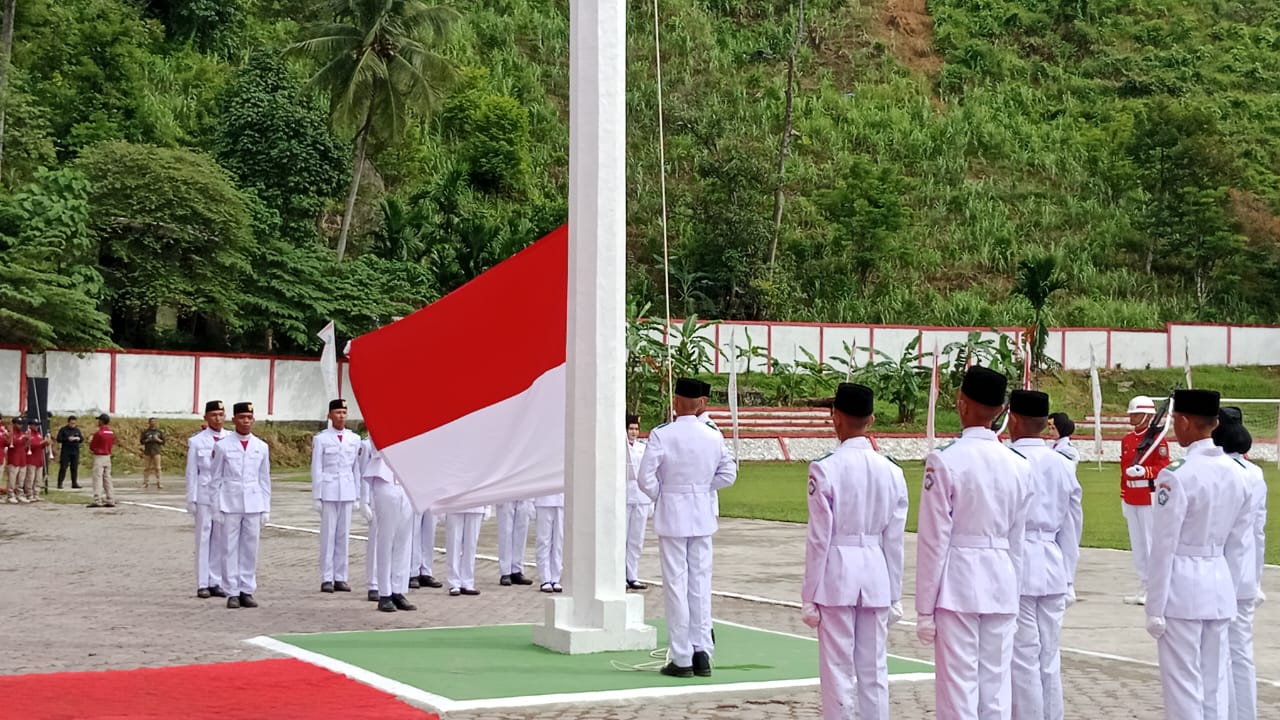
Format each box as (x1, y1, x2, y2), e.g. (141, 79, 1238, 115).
(532, 594, 656, 654)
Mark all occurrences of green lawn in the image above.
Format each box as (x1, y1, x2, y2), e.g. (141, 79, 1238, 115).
(722, 461, 1280, 564)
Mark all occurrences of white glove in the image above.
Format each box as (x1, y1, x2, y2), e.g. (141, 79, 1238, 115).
(916, 614, 936, 645)
(888, 601, 904, 626)
(360, 504, 374, 522)
(801, 602, 821, 629)
(261, 512, 270, 527)
(312, 499, 323, 513)
(1065, 585, 1077, 608)
(186, 501, 198, 515)
(1125, 465, 1146, 479)
(1256, 589, 1266, 606)
(1145, 616, 1166, 640)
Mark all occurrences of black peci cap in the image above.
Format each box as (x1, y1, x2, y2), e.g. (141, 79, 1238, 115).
(1172, 389, 1220, 418)
(1009, 390, 1050, 418)
(961, 367, 1008, 407)
(832, 383, 875, 417)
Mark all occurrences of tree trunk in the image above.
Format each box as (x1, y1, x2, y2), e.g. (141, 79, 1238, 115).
(0, 0, 18, 183)
(768, 0, 804, 268)
(335, 114, 372, 262)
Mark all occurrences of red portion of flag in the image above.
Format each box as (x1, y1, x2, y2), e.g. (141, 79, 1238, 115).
(349, 225, 568, 448)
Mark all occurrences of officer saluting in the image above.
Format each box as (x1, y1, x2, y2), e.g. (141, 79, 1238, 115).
(210, 401, 272, 609)
(802, 383, 908, 720)
(916, 367, 1033, 720)
(311, 399, 362, 593)
(1145, 390, 1253, 719)
(638, 377, 738, 678)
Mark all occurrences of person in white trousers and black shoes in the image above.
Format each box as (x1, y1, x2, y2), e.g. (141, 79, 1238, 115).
(496, 499, 535, 586)
(210, 401, 271, 609)
(638, 377, 738, 679)
(311, 399, 362, 593)
(185, 400, 229, 599)
(1008, 391, 1083, 720)
(361, 446, 381, 603)
(535, 492, 565, 593)
(1145, 389, 1252, 720)
(360, 436, 417, 612)
(625, 413, 651, 591)
(801, 383, 908, 720)
(1214, 408, 1267, 720)
(916, 367, 1033, 720)
(412, 511, 445, 589)
(446, 506, 485, 596)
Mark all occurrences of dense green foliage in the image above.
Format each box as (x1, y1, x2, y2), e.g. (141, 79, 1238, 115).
(1, 0, 1278, 352)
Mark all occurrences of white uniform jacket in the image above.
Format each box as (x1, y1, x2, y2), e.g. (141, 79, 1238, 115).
(916, 427, 1033, 616)
(210, 433, 272, 514)
(626, 439, 650, 505)
(311, 427, 362, 502)
(1230, 454, 1267, 601)
(802, 437, 908, 608)
(1146, 439, 1251, 621)
(1052, 437, 1080, 466)
(637, 415, 737, 538)
(1012, 438, 1083, 597)
(185, 427, 225, 506)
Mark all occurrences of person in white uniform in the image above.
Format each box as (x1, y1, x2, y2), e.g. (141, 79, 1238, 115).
(185, 400, 229, 599)
(446, 506, 485, 596)
(638, 377, 738, 678)
(916, 367, 1033, 720)
(1007, 391, 1083, 720)
(625, 413, 651, 591)
(210, 401, 271, 609)
(535, 492, 565, 592)
(801, 383, 908, 720)
(694, 381, 723, 518)
(496, 499, 535, 586)
(1145, 389, 1253, 720)
(311, 399, 362, 593)
(412, 511, 445, 589)
(1213, 409, 1267, 720)
(360, 443, 381, 603)
(1047, 413, 1079, 466)
(361, 436, 418, 613)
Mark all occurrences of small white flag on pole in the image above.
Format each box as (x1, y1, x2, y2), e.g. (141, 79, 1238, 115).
(1090, 346, 1104, 469)
(926, 341, 940, 450)
(318, 320, 339, 401)
(728, 328, 740, 460)
(1184, 337, 1193, 389)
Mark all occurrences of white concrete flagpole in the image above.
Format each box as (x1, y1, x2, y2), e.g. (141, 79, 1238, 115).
(533, 0, 656, 653)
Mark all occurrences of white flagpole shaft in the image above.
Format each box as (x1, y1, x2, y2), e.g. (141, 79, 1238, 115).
(728, 328, 740, 460)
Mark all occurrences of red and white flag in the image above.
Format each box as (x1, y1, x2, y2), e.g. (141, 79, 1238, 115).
(348, 226, 568, 513)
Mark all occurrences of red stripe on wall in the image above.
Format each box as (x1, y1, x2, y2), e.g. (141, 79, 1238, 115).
(109, 352, 117, 414)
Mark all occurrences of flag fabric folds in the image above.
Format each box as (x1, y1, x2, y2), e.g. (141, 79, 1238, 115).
(348, 225, 569, 513)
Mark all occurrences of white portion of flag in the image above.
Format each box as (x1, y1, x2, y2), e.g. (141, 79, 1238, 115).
(1090, 347, 1103, 461)
(317, 321, 338, 402)
(727, 328, 740, 459)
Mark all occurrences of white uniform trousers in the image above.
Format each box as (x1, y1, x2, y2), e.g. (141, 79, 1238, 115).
(194, 503, 225, 590)
(412, 512, 438, 578)
(446, 513, 482, 590)
(365, 509, 379, 592)
(1122, 503, 1152, 588)
(373, 482, 413, 596)
(496, 501, 531, 576)
(658, 535, 714, 667)
(1228, 600, 1257, 720)
(1158, 618, 1229, 720)
(318, 500, 353, 582)
(935, 609, 1017, 720)
(536, 506, 564, 585)
(625, 503, 651, 583)
(816, 605, 890, 720)
(1011, 594, 1067, 720)
(222, 513, 262, 596)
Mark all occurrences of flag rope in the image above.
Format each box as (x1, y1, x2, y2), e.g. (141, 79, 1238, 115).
(652, 0, 674, 416)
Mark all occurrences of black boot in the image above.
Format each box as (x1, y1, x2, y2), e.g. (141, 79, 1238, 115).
(377, 596, 397, 612)
(391, 593, 417, 611)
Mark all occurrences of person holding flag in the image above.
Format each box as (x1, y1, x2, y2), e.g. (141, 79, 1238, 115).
(495, 499, 535, 587)
(311, 399, 362, 593)
(361, 435, 417, 613)
(624, 413, 650, 591)
(1120, 395, 1172, 605)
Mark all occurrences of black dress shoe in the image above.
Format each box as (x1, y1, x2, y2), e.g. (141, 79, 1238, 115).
(500, 575, 513, 586)
(510, 572, 533, 586)
(391, 593, 417, 611)
(333, 581, 351, 592)
(367, 590, 380, 602)
(377, 596, 397, 612)
(659, 662, 694, 678)
(692, 651, 712, 677)
(197, 587, 211, 599)
(226, 596, 241, 609)
(421, 575, 443, 588)
(71, 484, 82, 489)
(460, 588, 480, 596)
(321, 581, 335, 593)
(408, 577, 420, 589)
(209, 586, 228, 598)
(239, 593, 258, 608)
(627, 580, 648, 590)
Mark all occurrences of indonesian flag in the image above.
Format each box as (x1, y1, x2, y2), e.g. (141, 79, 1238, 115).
(348, 226, 568, 513)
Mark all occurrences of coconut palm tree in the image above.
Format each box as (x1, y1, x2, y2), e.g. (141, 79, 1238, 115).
(288, 0, 458, 261)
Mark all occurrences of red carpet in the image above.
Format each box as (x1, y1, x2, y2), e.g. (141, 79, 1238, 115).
(0, 658, 439, 720)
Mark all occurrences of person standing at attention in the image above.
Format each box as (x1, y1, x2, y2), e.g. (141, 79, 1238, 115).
(89, 414, 116, 508)
(140, 418, 165, 490)
(55, 416, 83, 489)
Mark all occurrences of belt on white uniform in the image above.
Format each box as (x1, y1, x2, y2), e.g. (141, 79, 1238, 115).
(1125, 479, 1152, 489)
(1175, 543, 1224, 558)
(661, 484, 708, 494)
(950, 534, 1010, 550)
(1025, 529, 1058, 542)
(832, 533, 881, 547)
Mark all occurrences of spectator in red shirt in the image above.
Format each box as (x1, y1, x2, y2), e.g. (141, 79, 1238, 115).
(0, 415, 9, 500)
(89, 413, 116, 508)
(6, 418, 29, 504)
(1118, 395, 1172, 606)
(24, 419, 49, 503)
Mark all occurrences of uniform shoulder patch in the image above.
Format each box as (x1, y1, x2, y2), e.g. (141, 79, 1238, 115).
(882, 454, 902, 468)
(1007, 447, 1026, 459)
(705, 421, 720, 431)
(654, 422, 671, 430)
(936, 440, 956, 452)
(1166, 459, 1186, 472)
(1233, 458, 1246, 468)
(1158, 445, 1169, 458)
(1156, 481, 1172, 506)
(814, 451, 833, 462)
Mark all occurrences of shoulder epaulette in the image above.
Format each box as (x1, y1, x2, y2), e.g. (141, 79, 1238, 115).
(705, 421, 719, 431)
(654, 422, 671, 430)
(1233, 458, 1246, 468)
(882, 454, 902, 468)
(1054, 449, 1073, 460)
(936, 440, 956, 452)
(1166, 459, 1186, 472)
(814, 451, 833, 462)
(1007, 446, 1026, 459)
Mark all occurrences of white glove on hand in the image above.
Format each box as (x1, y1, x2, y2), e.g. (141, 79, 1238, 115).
(888, 601, 904, 626)
(916, 614, 936, 645)
(1256, 588, 1266, 606)
(312, 499, 323, 513)
(1146, 616, 1166, 640)
(186, 501, 198, 515)
(801, 603, 821, 629)
(1125, 465, 1146, 479)
(361, 503, 374, 522)
(260, 512, 270, 527)
(1065, 585, 1077, 608)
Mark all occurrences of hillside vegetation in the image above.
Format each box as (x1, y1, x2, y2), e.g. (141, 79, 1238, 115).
(2, 0, 1279, 354)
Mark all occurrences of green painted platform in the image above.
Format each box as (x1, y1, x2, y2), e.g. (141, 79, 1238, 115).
(264, 620, 933, 709)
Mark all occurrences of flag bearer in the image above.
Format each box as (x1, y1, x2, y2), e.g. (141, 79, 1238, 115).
(446, 505, 485, 596)
(362, 437, 417, 612)
(495, 499, 535, 586)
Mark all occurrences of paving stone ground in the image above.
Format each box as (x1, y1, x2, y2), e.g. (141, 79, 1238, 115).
(4, 473, 1278, 719)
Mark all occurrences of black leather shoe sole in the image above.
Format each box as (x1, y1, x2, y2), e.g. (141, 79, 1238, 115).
(460, 588, 480, 596)
(659, 663, 694, 678)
